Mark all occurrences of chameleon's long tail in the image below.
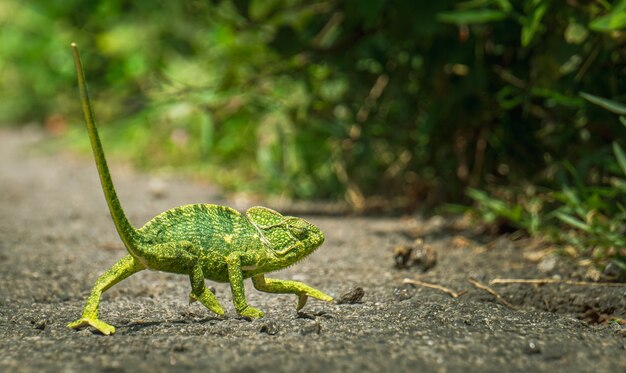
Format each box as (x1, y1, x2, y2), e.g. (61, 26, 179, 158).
(71, 43, 141, 257)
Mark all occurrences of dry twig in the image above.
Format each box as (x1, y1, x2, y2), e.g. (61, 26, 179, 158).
(402, 278, 467, 298)
(468, 278, 517, 310)
(489, 278, 626, 287)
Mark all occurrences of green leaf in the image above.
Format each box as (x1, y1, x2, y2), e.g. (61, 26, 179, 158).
(579, 92, 626, 115)
(521, 2, 548, 46)
(589, 0, 626, 32)
(249, 0, 281, 21)
(620, 116, 626, 127)
(590, 13, 626, 32)
(564, 21, 588, 44)
(613, 142, 626, 176)
(437, 9, 507, 25)
(200, 112, 214, 156)
(531, 87, 583, 107)
(494, 0, 513, 13)
(610, 177, 626, 192)
(556, 212, 591, 232)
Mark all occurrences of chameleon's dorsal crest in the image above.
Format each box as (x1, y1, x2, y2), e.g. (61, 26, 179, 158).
(245, 206, 285, 229)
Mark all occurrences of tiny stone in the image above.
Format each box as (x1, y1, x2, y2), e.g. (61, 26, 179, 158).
(299, 320, 321, 336)
(413, 244, 437, 271)
(393, 284, 416, 301)
(312, 310, 333, 318)
(393, 245, 413, 269)
(585, 267, 602, 282)
(336, 287, 365, 304)
(525, 341, 541, 354)
(297, 311, 317, 320)
(33, 319, 47, 330)
(603, 262, 622, 278)
(259, 321, 279, 335)
(392, 239, 437, 271)
(538, 255, 557, 273)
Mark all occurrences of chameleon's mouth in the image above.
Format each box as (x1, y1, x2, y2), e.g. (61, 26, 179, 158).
(307, 228, 325, 249)
(293, 219, 324, 253)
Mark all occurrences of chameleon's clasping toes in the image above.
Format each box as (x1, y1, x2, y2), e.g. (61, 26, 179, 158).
(68, 317, 116, 336)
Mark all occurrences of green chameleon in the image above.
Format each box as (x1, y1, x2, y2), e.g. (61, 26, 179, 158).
(67, 43, 333, 335)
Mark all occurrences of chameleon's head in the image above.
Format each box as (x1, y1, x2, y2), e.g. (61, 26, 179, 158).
(246, 207, 324, 265)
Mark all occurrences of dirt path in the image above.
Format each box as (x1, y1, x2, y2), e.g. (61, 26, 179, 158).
(0, 129, 624, 372)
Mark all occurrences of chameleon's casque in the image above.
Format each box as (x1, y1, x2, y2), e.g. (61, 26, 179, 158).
(67, 43, 332, 335)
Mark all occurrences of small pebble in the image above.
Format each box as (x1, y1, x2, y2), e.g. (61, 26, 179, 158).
(297, 311, 317, 320)
(336, 287, 365, 304)
(393, 245, 413, 268)
(538, 255, 557, 273)
(33, 319, 47, 330)
(299, 320, 321, 336)
(525, 341, 541, 354)
(392, 239, 437, 271)
(259, 321, 279, 335)
(393, 284, 416, 301)
(603, 262, 622, 278)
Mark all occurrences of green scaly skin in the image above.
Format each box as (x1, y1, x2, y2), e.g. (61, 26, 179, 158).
(67, 43, 333, 335)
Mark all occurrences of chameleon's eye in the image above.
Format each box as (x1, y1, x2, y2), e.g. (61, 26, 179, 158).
(291, 226, 308, 240)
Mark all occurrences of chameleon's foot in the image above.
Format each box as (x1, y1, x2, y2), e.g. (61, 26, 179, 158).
(297, 293, 308, 311)
(188, 293, 198, 304)
(317, 292, 334, 302)
(189, 292, 225, 316)
(68, 317, 116, 335)
(237, 306, 265, 320)
(296, 291, 333, 310)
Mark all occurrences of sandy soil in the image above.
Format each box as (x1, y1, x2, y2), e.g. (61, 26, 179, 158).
(0, 128, 624, 372)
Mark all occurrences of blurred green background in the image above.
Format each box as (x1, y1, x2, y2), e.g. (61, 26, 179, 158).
(1, 1, 625, 269)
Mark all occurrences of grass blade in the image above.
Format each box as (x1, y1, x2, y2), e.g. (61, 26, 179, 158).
(556, 212, 591, 232)
(580, 92, 626, 115)
(437, 9, 506, 24)
(614, 142, 626, 176)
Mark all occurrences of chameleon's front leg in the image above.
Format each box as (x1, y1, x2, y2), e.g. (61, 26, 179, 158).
(67, 254, 144, 335)
(252, 274, 333, 311)
(189, 264, 225, 316)
(225, 253, 264, 319)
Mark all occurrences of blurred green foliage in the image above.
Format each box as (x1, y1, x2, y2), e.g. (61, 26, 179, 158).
(1, 1, 625, 266)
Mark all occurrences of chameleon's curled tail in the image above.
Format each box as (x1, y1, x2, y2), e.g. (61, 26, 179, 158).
(71, 43, 141, 256)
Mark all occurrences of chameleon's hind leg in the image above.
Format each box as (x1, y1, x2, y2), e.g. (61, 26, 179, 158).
(252, 274, 333, 311)
(68, 254, 144, 335)
(226, 253, 264, 319)
(189, 264, 225, 316)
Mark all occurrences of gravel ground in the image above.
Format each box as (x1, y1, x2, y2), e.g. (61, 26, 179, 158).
(0, 128, 624, 372)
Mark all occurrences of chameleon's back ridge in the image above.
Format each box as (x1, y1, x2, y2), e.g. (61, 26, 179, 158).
(67, 43, 333, 335)
(139, 204, 249, 248)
